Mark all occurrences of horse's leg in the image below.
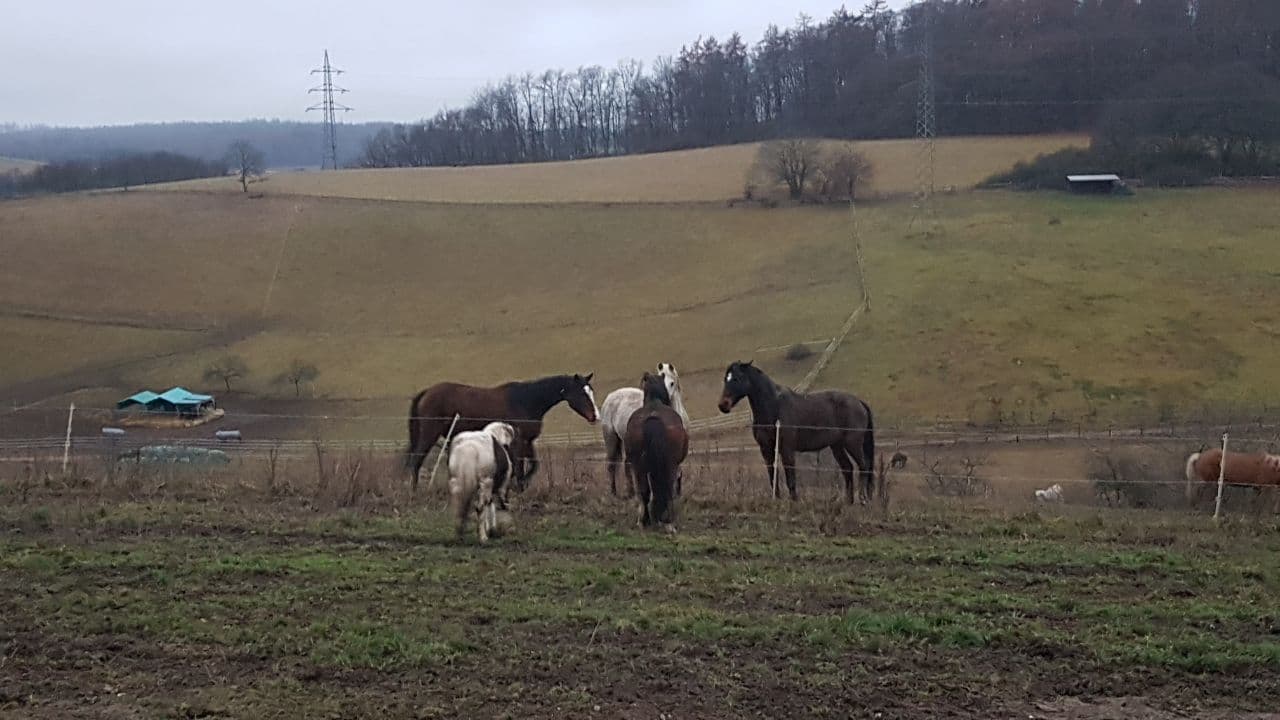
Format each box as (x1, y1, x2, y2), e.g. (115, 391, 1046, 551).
(831, 446, 856, 504)
(665, 458, 682, 529)
(604, 430, 623, 497)
(780, 444, 799, 501)
(410, 421, 446, 492)
(477, 476, 494, 544)
(625, 457, 637, 499)
(844, 434, 874, 505)
(517, 442, 540, 491)
(451, 476, 469, 543)
(632, 458, 652, 527)
(757, 442, 779, 499)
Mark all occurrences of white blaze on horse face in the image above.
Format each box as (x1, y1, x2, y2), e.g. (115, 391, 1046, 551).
(726, 372, 733, 383)
(584, 383, 599, 417)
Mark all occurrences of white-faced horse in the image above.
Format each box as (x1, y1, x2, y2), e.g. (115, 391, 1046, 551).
(448, 422, 516, 543)
(601, 363, 689, 496)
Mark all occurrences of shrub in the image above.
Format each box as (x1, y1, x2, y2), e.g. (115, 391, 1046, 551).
(1089, 447, 1184, 509)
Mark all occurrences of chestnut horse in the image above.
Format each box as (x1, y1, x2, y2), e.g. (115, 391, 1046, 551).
(625, 372, 688, 530)
(718, 360, 874, 503)
(406, 373, 599, 492)
(1185, 448, 1280, 511)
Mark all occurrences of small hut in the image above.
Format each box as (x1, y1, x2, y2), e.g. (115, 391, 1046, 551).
(1067, 174, 1126, 195)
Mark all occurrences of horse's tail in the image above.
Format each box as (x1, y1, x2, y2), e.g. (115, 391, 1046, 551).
(862, 400, 876, 500)
(1184, 451, 1201, 503)
(642, 416, 673, 522)
(405, 388, 430, 472)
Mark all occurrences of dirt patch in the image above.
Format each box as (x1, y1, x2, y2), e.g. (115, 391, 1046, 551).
(1023, 696, 1280, 720)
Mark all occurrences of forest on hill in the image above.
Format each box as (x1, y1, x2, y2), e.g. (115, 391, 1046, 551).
(360, 0, 1280, 169)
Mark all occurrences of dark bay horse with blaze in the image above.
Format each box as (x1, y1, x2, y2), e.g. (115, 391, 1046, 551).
(719, 360, 874, 503)
(406, 373, 599, 492)
(625, 372, 688, 529)
(1185, 448, 1280, 511)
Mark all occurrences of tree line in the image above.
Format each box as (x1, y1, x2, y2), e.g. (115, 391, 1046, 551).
(0, 151, 227, 196)
(0, 120, 391, 169)
(361, 0, 1280, 168)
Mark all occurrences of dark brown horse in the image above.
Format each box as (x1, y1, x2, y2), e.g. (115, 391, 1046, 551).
(718, 360, 874, 503)
(406, 373, 598, 492)
(625, 372, 688, 529)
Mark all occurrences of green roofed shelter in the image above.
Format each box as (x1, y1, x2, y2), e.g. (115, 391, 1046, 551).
(116, 387, 216, 417)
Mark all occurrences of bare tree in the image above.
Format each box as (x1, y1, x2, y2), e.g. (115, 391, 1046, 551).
(757, 139, 820, 200)
(225, 140, 265, 192)
(203, 355, 249, 393)
(817, 144, 874, 201)
(276, 359, 320, 397)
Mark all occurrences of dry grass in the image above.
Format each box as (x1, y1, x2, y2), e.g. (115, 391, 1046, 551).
(149, 134, 1086, 203)
(4, 184, 1280, 438)
(0, 315, 200, 384)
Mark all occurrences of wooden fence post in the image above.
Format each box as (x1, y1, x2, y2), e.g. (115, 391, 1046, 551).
(61, 403, 75, 473)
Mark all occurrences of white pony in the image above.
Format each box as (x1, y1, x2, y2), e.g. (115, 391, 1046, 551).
(448, 421, 516, 543)
(1034, 483, 1064, 503)
(601, 363, 689, 497)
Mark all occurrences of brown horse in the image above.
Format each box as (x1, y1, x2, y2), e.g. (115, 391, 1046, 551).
(1185, 448, 1280, 511)
(625, 372, 688, 529)
(406, 373, 598, 492)
(718, 360, 874, 503)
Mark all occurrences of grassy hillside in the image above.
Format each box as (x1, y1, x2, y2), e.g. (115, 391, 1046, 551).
(151, 134, 1087, 203)
(2, 183, 1278, 439)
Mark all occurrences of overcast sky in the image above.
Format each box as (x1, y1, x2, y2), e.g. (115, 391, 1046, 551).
(3, 1, 910, 127)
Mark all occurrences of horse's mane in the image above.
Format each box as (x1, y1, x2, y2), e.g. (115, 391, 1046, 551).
(738, 362, 785, 400)
(506, 374, 571, 404)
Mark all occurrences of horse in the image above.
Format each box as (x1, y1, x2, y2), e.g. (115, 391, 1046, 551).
(625, 372, 689, 530)
(601, 363, 689, 496)
(1185, 448, 1280, 511)
(718, 360, 875, 503)
(406, 373, 598, 492)
(447, 422, 516, 544)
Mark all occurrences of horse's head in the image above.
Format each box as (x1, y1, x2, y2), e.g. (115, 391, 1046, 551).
(718, 360, 754, 414)
(641, 371, 672, 406)
(656, 362, 681, 399)
(561, 373, 598, 424)
(484, 421, 516, 447)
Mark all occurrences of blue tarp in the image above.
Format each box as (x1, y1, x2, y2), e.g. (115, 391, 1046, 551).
(117, 387, 214, 411)
(156, 387, 214, 406)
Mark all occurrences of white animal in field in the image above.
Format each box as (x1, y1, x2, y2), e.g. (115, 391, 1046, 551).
(448, 422, 516, 543)
(1034, 483, 1064, 503)
(601, 363, 688, 497)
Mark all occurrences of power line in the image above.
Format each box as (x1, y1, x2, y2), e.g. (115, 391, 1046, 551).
(307, 50, 353, 170)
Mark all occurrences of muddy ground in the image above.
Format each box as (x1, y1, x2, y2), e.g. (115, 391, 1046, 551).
(1, 452, 1278, 719)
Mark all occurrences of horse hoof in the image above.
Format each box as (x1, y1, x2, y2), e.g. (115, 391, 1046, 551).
(662, 524, 677, 535)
